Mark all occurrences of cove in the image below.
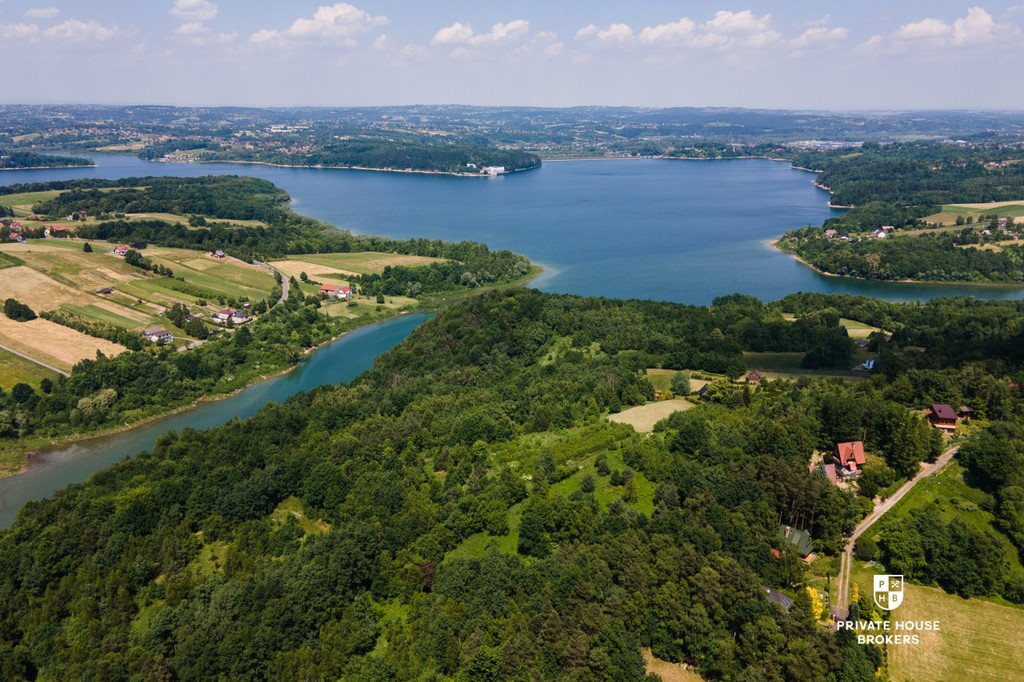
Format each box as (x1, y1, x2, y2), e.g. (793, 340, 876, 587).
(0, 313, 429, 528)
(4, 154, 1024, 304)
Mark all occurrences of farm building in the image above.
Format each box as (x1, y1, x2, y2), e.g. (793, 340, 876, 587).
(142, 326, 173, 344)
(958, 406, 975, 420)
(929, 403, 959, 430)
(320, 283, 352, 300)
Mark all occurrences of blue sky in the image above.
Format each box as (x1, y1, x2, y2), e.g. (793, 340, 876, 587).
(1, 1, 1022, 109)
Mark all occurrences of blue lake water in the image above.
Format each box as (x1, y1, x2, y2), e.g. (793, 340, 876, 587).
(5, 154, 1023, 304)
(3, 154, 1023, 526)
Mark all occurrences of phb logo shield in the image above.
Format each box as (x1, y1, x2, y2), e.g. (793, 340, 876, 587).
(873, 574, 904, 611)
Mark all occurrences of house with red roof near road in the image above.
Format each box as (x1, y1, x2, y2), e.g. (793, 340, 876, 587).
(833, 441, 866, 477)
(320, 283, 352, 300)
(929, 403, 959, 430)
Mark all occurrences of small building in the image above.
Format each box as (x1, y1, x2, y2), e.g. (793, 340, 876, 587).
(697, 384, 711, 402)
(833, 441, 866, 477)
(320, 283, 352, 300)
(483, 166, 506, 176)
(873, 229, 887, 239)
(881, 225, 896, 233)
(98, 287, 113, 295)
(112, 245, 130, 256)
(861, 358, 876, 371)
(929, 403, 959, 430)
(231, 310, 250, 323)
(824, 229, 838, 239)
(998, 218, 1009, 229)
(746, 370, 763, 384)
(9, 233, 24, 243)
(778, 525, 815, 562)
(213, 308, 235, 322)
(764, 587, 793, 610)
(142, 326, 173, 344)
(211, 249, 226, 259)
(958, 406, 975, 420)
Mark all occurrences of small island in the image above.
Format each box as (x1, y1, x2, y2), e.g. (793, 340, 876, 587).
(0, 149, 94, 170)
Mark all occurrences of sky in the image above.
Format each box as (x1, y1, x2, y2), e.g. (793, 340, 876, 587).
(0, 1, 1022, 109)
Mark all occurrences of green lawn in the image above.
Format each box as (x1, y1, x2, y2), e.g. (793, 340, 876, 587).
(270, 496, 330, 536)
(0, 189, 62, 209)
(61, 303, 149, 329)
(0, 347, 60, 390)
(743, 350, 871, 380)
(923, 202, 1024, 226)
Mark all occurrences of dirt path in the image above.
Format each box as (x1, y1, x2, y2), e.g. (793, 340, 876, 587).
(255, 261, 287, 303)
(834, 445, 959, 616)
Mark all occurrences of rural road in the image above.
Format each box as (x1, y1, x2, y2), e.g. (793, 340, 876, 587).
(833, 444, 960, 617)
(0, 343, 69, 377)
(254, 261, 288, 303)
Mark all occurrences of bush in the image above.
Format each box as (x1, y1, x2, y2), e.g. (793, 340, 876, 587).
(854, 536, 878, 562)
(3, 298, 36, 321)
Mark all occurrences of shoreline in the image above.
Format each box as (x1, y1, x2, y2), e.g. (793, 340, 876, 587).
(161, 157, 540, 178)
(1, 308, 415, 479)
(0, 164, 96, 172)
(768, 238, 1024, 289)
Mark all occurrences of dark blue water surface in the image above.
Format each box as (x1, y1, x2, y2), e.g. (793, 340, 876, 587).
(6, 154, 1023, 303)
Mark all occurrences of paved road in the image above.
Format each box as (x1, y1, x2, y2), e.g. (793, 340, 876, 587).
(254, 261, 287, 303)
(0, 343, 70, 377)
(834, 444, 960, 616)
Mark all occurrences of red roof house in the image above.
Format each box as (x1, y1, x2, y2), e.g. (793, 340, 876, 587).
(833, 441, 866, 477)
(929, 404, 958, 430)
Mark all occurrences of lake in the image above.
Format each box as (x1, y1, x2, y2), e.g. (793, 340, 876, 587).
(5, 154, 1023, 304)
(3, 154, 1023, 526)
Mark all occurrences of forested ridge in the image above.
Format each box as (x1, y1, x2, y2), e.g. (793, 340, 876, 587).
(139, 138, 542, 175)
(4, 290, 1024, 680)
(0, 149, 93, 169)
(781, 142, 1024, 282)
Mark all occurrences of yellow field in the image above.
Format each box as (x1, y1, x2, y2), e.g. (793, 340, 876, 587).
(279, 251, 447, 275)
(607, 398, 694, 432)
(0, 347, 60, 389)
(641, 649, 704, 682)
(0, 315, 125, 372)
(270, 259, 357, 279)
(0, 265, 97, 311)
(888, 584, 1024, 681)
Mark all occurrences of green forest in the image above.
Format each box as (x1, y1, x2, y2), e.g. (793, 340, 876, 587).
(0, 149, 93, 169)
(3, 290, 1024, 680)
(779, 142, 1024, 283)
(139, 138, 542, 175)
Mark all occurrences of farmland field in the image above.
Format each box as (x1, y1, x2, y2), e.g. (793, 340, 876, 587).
(607, 398, 694, 433)
(0, 347, 60, 389)
(921, 201, 1024, 226)
(277, 251, 447, 275)
(887, 583, 1024, 681)
(0, 315, 125, 372)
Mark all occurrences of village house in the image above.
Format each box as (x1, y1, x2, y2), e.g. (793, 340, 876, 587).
(958, 405, 975, 420)
(9, 233, 24, 243)
(823, 229, 838, 239)
(881, 225, 896, 233)
(778, 525, 815, 562)
(231, 309, 250, 323)
(833, 441, 866, 477)
(142, 326, 173, 344)
(483, 166, 506, 176)
(320, 283, 352, 300)
(211, 249, 226, 259)
(213, 308, 235, 322)
(97, 287, 113, 295)
(112, 245, 130, 256)
(746, 370, 763, 384)
(929, 403, 959, 430)
(998, 218, 1009, 229)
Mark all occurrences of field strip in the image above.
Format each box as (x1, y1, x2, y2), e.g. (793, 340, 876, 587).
(0, 342, 69, 376)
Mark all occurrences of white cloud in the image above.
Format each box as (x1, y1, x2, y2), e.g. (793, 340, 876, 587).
(856, 34, 884, 53)
(575, 23, 634, 42)
(174, 22, 207, 36)
(790, 25, 848, 48)
(42, 19, 124, 42)
(0, 22, 40, 40)
(250, 3, 386, 46)
(705, 9, 772, 34)
(171, 0, 217, 23)
(372, 33, 391, 50)
(24, 7, 59, 19)
(898, 16, 951, 40)
(952, 6, 996, 45)
(432, 20, 531, 46)
(638, 18, 696, 44)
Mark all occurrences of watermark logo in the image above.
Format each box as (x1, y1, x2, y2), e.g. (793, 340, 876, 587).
(873, 574, 904, 611)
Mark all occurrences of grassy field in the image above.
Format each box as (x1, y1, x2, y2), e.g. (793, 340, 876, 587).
(875, 462, 1024, 575)
(0, 347, 60, 389)
(887, 583, 1024, 681)
(743, 351, 871, 381)
(270, 496, 331, 536)
(642, 649, 705, 682)
(921, 201, 1024, 226)
(839, 318, 882, 338)
(607, 398, 694, 433)
(549, 449, 656, 515)
(0, 315, 125, 372)
(275, 251, 447, 276)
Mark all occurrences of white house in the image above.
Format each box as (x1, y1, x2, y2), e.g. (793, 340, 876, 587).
(483, 166, 506, 176)
(142, 326, 173, 344)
